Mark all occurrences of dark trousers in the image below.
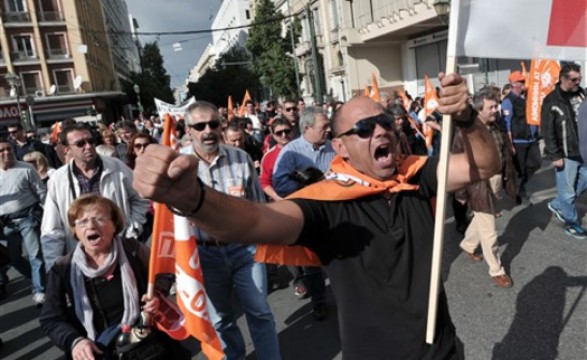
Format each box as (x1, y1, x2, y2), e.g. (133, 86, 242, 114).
(512, 141, 541, 196)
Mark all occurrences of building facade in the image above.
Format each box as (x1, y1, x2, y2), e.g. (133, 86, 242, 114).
(0, 0, 131, 128)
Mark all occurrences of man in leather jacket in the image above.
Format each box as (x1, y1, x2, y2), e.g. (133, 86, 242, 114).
(541, 63, 587, 239)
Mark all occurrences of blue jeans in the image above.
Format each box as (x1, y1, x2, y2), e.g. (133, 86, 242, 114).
(199, 243, 281, 360)
(0, 216, 45, 293)
(550, 158, 587, 225)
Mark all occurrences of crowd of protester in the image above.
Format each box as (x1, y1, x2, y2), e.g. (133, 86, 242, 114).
(0, 64, 585, 358)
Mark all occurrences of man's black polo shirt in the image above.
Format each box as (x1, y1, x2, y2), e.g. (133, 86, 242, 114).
(293, 158, 456, 360)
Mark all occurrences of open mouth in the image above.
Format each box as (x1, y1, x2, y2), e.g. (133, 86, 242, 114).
(374, 143, 393, 167)
(87, 234, 100, 242)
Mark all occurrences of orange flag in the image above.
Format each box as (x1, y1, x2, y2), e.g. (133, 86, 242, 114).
(50, 121, 62, 144)
(423, 75, 439, 118)
(363, 86, 370, 97)
(149, 114, 224, 359)
(526, 59, 560, 126)
(238, 90, 252, 117)
(370, 73, 381, 102)
(227, 96, 234, 122)
(521, 61, 528, 77)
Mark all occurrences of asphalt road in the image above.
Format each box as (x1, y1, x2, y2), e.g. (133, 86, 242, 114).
(1, 160, 585, 360)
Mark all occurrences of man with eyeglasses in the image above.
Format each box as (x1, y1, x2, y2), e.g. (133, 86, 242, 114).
(0, 138, 47, 304)
(502, 70, 540, 205)
(282, 99, 301, 138)
(133, 73, 500, 359)
(271, 106, 334, 319)
(40, 124, 149, 271)
(542, 63, 587, 239)
(179, 101, 281, 360)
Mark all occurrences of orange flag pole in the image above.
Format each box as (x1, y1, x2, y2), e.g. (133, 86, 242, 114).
(238, 90, 252, 117)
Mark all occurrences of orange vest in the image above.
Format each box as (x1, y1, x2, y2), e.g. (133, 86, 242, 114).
(254, 155, 428, 266)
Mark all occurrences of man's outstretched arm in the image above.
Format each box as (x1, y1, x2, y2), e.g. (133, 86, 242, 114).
(133, 146, 304, 246)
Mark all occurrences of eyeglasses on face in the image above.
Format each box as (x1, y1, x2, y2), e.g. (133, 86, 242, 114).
(188, 119, 221, 132)
(133, 143, 150, 150)
(337, 113, 393, 139)
(274, 129, 292, 137)
(74, 216, 111, 228)
(284, 107, 298, 112)
(567, 76, 582, 83)
(69, 137, 96, 148)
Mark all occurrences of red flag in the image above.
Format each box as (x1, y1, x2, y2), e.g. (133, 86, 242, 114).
(547, 0, 587, 47)
(370, 73, 381, 102)
(526, 59, 560, 125)
(238, 90, 252, 117)
(149, 115, 224, 359)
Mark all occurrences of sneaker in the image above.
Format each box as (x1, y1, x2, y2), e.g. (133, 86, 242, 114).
(32, 292, 46, 305)
(294, 284, 308, 299)
(564, 224, 587, 240)
(548, 202, 566, 223)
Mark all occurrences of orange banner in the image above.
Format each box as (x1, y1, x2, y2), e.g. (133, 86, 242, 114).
(50, 121, 62, 144)
(149, 114, 224, 359)
(227, 96, 234, 122)
(526, 59, 560, 126)
(424, 75, 439, 118)
(370, 73, 381, 102)
(238, 90, 252, 117)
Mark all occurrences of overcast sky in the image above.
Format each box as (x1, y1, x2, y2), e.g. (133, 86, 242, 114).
(125, 0, 221, 89)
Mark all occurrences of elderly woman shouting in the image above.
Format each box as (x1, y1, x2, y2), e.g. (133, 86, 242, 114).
(39, 194, 186, 360)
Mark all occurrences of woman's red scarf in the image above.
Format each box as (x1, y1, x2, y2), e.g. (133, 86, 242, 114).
(255, 155, 428, 266)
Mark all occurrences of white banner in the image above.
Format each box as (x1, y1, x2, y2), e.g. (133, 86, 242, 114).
(451, 0, 587, 61)
(154, 97, 196, 118)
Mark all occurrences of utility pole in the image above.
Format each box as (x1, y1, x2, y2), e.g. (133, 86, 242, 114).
(307, 4, 323, 104)
(287, 0, 301, 98)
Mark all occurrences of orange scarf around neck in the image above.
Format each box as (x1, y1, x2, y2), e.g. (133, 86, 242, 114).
(254, 155, 428, 266)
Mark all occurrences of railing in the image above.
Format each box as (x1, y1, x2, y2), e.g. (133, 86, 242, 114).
(11, 51, 37, 61)
(355, 0, 427, 28)
(37, 11, 65, 22)
(3, 11, 31, 23)
(56, 85, 74, 94)
(47, 48, 70, 59)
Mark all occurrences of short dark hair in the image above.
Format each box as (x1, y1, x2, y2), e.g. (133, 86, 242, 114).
(187, 101, 218, 121)
(472, 88, 500, 111)
(7, 123, 23, 130)
(560, 63, 581, 79)
(60, 124, 94, 145)
(115, 120, 137, 132)
(226, 122, 243, 134)
(270, 118, 292, 132)
(388, 104, 408, 118)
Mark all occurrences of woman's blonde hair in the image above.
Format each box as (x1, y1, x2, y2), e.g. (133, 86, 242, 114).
(23, 151, 49, 175)
(67, 194, 125, 238)
(101, 130, 116, 144)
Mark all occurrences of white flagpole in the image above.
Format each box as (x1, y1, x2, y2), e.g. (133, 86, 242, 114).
(426, 0, 463, 344)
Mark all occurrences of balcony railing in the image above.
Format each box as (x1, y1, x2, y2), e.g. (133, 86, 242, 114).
(57, 85, 74, 94)
(11, 51, 37, 61)
(37, 11, 65, 22)
(47, 48, 70, 59)
(3, 12, 31, 23)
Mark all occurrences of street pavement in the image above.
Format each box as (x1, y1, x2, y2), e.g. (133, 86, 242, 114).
(0, 160, 586, 360)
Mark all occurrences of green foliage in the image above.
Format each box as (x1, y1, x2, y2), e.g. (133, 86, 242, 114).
(121, 42, 175, 114)
(186, 45, 260, 107)
(246, 0, 300, 99)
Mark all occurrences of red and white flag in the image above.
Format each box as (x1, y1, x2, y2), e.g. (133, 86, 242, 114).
(526, 59, 560, 125)
(148, 115, 224, 359)
(451, 0, 587, 61)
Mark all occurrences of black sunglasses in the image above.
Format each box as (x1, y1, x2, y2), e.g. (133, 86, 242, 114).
(284, 107, 297, 112)
(188, 119, 221, 132)
(338, 114, 393, 138)
(69, 137, 96, 148)
(274, 129, 292, 137)
(133, 143, 150, 150)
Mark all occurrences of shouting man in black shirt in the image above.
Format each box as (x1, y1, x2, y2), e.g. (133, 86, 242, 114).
(132, 73, 500, 359)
